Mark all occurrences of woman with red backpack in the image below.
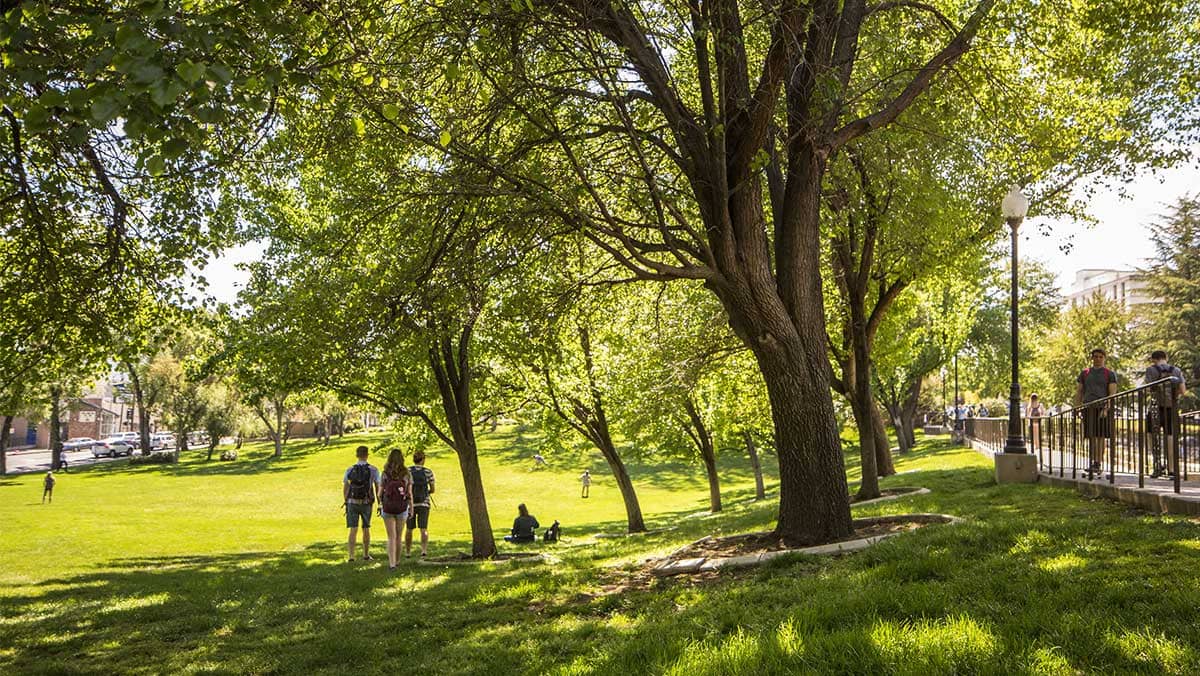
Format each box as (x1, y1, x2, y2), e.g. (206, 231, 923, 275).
(380, 449, 414, 571)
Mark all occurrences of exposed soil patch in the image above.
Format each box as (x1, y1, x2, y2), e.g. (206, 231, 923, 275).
(849, 486, 927, 503)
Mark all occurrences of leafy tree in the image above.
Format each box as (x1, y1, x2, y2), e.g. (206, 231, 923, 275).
(0, 1, 321, 391)
(1029, 295, 1137, 406)
(1142, 195, 1200, 403)
(303, 0, 1200, 544)
(961, 259, 1062, 402)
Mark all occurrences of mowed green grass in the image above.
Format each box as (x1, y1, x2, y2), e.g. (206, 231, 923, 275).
(3, 430, 1200, 674)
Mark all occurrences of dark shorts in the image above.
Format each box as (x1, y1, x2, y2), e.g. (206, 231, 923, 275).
(407, 505, 430, 530)
(1147, 406, 1177, 435)
(346, 502, 373, 529)
(1082, 408, 1111, 438)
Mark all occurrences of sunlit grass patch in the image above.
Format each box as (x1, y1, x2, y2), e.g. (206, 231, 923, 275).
(870, 615, 1000, 673)
(1110, 627, 1196, 673)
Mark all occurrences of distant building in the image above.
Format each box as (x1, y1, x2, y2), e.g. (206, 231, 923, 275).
(1066, 268, 1158, 310)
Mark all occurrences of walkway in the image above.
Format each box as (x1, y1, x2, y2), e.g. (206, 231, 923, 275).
(965, 436, 1200, 516)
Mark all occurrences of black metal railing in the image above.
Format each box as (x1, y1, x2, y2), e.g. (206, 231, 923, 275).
(964, 417, 1006, 454)
(962, 378, 1190, 493)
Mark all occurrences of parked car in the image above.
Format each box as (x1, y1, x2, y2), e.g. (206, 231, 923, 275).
(93, 437, 135, 458)
(62, 437, 97, 451)
(152, 433, 176, 450)
(115, 432, 142, 449)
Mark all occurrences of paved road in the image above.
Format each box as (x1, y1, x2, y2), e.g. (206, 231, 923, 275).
(4, 447, 136, 474)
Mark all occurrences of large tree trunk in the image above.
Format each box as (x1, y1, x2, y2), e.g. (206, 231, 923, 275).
(900, 378, 922, 448)
(744, 333, 853, 545)
(49, 386, 63, 470)
(850, 327, 880, 499)
(430, 329, 496, 558)
(0, 414, 11, 475)
(743, 429, 766, 500)
(684, 397, 721, 513)
(594, 425, 646, 533)
(871, 404, 895, 476)
(887, 402, 912, 453)
(273, 402, 284, 458)
(568, 326, 646, 533)
(126, 364, 151, 456)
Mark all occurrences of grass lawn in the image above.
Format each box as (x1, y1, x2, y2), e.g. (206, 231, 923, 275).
(2, 429, 1200, 674)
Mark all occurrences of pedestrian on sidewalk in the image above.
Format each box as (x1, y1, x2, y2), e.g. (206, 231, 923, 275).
(1028, 394, 1046, 449)
(1145, 350, 1187, 478)
(1076, 348, 1118, 478)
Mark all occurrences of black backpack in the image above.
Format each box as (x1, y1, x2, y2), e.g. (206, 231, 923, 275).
(543, 520, 560, 543)
(411, 466, 430, 504)
(347, 464, 373, 501)
(1152, 364, 1183, 406)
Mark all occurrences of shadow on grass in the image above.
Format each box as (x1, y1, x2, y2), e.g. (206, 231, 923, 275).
(6, 437, 1200, 674)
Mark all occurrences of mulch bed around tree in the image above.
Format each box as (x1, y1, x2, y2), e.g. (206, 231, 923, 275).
(660, 513, 957, 564)
(848, 486, 927, 503)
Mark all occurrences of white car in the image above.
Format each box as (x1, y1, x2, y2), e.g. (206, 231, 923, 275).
(62, 437, 97, 452)
(93, 437, 135, 458)
(152, 433, 176, 450)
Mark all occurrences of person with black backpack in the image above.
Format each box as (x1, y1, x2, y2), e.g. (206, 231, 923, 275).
(1145, 350, 1188, 478)
(405, 449, 435, 558)
(379, 448, 413, 571)
(343, 445, 381, 562)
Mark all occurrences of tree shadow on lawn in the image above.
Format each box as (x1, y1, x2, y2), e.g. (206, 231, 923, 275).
(6, 493, 1199, 675)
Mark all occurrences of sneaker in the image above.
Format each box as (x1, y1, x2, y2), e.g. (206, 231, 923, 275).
(420, 551, 427, 558)
(363, 555, 374, 561)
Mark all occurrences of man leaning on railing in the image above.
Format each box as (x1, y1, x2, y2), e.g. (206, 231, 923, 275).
(1076, 348, 1118, 478)
(1145, 350, 1187, 478)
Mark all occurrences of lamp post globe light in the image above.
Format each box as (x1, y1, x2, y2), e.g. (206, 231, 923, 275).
(1001, 186, 1029, 454)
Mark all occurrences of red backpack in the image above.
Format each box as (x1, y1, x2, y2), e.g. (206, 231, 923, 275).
(381, 475, 410, 514)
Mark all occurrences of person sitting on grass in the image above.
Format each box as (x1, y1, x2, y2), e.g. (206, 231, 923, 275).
(504, 503, 539, 543)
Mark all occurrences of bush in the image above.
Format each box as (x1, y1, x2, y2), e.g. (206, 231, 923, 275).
(130, 451, 176, 465)
(220, 449, 238, 461)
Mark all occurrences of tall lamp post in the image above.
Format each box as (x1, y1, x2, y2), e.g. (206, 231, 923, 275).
(1002, 186, 1030, 454)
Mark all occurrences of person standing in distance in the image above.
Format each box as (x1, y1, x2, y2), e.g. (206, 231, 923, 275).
(42, 471, 55, 504)
(1145, 349, 1187, 478)
(580, 469, 591, 498)
(343, 445, 381, 562)
(1076, 348, 1118, 478)
(405, 450, 435, 558)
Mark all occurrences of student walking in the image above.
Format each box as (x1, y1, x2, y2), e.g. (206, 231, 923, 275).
(405, 450, 435, 558)
(379, 449, 413, 570)
(579, 470, 591, 498)
(1076, 348, 1118, 478)
(42, 471, 55, 504)
(343, 445, 381, 562)
(1145, 350, 1187, 478)
(504, 503, 540, 543)
(1028, 394, 1046, 449)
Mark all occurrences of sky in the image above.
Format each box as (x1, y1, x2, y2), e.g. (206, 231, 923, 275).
(1022, 160, 1200, 295)
(193, 162, 1200, 307)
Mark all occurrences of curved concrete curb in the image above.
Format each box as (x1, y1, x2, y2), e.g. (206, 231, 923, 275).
(651, 513, 962, 577)
(851, 487, 931, 507)
(417, 552, 552, 567)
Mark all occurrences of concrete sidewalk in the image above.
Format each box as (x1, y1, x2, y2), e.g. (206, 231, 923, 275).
(967, 436, 1200, 516)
